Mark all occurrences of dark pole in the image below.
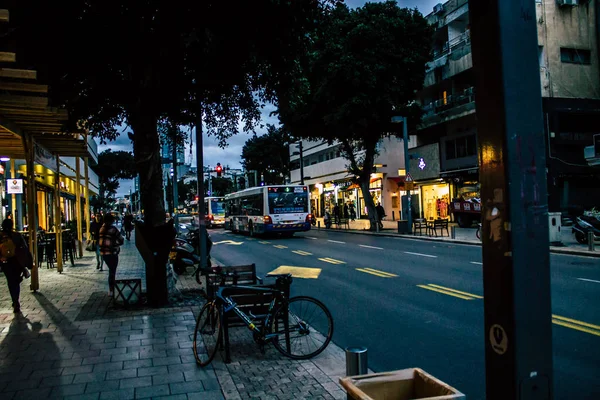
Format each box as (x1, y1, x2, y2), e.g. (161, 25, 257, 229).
(195, 102, 208, 269)
(470, 1, 553, 399)
(172, 140, 179, 217)
(299, 141, 305, 185)
(402, 119, 412, 234)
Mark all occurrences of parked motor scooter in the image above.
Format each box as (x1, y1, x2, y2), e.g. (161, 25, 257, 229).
(573, 215, 600, 244)
(170, 230, 212, 275)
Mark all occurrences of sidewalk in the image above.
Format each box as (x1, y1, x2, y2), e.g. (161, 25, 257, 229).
(0, 235, 348, 399)
(315, 218, 600, 258)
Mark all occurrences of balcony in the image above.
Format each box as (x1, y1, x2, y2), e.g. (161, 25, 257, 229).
(420, 87, 476, 130)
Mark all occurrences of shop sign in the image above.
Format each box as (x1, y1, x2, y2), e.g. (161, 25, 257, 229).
(408, 143, 440, 181)
(323, 183, 335, 192)
(7, 179, 23, 194)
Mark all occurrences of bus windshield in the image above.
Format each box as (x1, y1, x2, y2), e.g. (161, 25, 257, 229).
(268, 187, 309, 214)
(210, 200, 225, 216)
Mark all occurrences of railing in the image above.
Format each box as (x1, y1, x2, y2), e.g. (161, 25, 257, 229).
(431, 30, 471, 61)
(422, 87, 476, 117)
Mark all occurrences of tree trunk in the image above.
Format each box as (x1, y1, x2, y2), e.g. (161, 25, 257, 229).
(359, 178, 378, 231)
(130, 113, 166, 226)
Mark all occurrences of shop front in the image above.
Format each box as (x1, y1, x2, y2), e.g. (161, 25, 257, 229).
(419, 181, 451, 220)
(408, 143, 449, 220)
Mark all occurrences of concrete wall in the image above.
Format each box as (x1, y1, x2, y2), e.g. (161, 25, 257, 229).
(537, 0, 600, 99)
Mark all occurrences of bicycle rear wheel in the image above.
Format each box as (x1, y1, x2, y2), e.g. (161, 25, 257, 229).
(269, 296, 333, 360)
(193, 301, 221, 367)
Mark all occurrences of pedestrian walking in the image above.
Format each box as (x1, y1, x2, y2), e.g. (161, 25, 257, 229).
(375, 202, 386, 230)
(123, 212, 134, 241)
(90, 214, 104, 271)
(349, 203, 356, 221)
(0, 219, 33, 313)
(343, 203, 349, 220)
(333, 204, 341, 224)
(98, 213, 124, 296)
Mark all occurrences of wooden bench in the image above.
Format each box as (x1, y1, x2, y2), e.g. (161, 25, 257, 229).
(428, 219, 450, 237)
(332, 218, 350, 229)
(413, 219, 427, 236)
(204, 264, 262, 301)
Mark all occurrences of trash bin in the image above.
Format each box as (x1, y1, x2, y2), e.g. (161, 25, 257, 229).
(397, 220, 409, 234)
(548, 212, 562, 245)
(340, 368, 464, 400)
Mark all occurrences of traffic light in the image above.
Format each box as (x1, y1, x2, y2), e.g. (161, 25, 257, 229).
(215, 163, 222, 177)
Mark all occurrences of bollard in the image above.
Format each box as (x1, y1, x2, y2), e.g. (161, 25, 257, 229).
(345, 346, 368, 399)
(392, 211, 395, 221)
(451, 226, 456, 239)
(589, 231, 595, 252)
(345, 346, 368, 376)
(318, 220, 321, 229)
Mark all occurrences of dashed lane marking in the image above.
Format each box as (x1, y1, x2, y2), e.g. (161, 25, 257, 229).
(327, 240, 346, 244)
(259, 241, 271, 244)
(292, 250, 313, 256)
(470, 262, 483, 265)
(318, 257, 346, 265)
(404, 251, 437, 258)
(305, 236, 318, 240)
(359, 245, 384, 250)
(356, 268, 397, 278)
(577, 278, 600, 284)
(274, 245, 288, 249)
(417, 284, 482, 300)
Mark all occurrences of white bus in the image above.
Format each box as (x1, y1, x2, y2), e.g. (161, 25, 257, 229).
(205, 196, 225, 228)
(224, 185, 312, 236)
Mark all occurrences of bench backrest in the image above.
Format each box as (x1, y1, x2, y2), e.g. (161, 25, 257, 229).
(434, 219, 448, 227)
(206, 264, 258, 299)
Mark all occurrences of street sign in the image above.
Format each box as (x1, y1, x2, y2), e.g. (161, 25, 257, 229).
(7, 179, 23, 194)
(405, 181, 414, 191)
(405, 172, 414, 182)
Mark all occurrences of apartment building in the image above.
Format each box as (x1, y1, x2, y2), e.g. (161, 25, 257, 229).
(415, 0, 600, 217)
(288, 137, 414, 220)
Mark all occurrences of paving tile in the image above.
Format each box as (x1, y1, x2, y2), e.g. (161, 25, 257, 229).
(134, 383, 170, 398)
(170, 381, 204, 394)
(92, 361, 124, 373)
(12, 387, 52, 400)
(99, 388, 135, 400)
(73, 372, 107, 384)
(51, 382, 86, 396)
(84, 379, 121, 394)
(106, 368, 137, 381)
(152, 356, 181, 366)
(183, 368, 216, 381)
(151, 371, 186, 386)
(136, 365, 168, 377)
(123, 359, 153, 370)
(64, 393, 100, 400)
(188, 390, 226, 400)
(152, 395, 187, 400)
(202, 378, 222, 391)
(119, 376, 152, 389)
(111, 352, 140, 362)
(83, 355, 114, 365)
(62, 364, 94, 375)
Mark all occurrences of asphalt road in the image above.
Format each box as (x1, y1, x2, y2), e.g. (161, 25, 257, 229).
(207, 227, 600, 400)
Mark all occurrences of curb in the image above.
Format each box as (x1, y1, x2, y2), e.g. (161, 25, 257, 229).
(312, 227, 600, 258)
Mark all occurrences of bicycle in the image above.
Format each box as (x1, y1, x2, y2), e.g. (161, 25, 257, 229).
(193, 273, 334, 367)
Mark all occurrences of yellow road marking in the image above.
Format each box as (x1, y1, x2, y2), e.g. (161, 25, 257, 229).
(427, 284, 483, 299)
(552, 319, 600, 337)
(259, 241, 271, 244)
(356, 268, 397, 278)
(552, 314, 600, 332)
(274, 245, 288, 249)
(292, 250, 313, 256)
(268, 266, 322, 279)
(318, 257, 346, 265)
(417, 284, 474, 300)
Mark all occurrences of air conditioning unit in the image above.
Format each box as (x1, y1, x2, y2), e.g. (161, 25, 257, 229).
(433, 3, 444, 14)
(558, 0, 578, 7)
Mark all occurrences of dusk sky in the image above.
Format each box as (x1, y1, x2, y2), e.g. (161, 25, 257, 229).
(102, 0, 441, 196)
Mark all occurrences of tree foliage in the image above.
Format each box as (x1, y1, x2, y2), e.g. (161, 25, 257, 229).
(241, 125, 291, 186)
(9, 0, 336, 227)
(91, 150, 137, 211)
(278, 1, 432, 229)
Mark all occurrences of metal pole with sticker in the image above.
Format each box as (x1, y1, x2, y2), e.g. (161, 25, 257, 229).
(470, 0, 553, 399)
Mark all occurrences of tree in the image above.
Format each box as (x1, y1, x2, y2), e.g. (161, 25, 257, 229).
(241, 125, 291, 185)
(278, 1, 432, 229)
(10, 0, 335, 228)
(206, 177, 233, 197)
(91, 150, 137, 212)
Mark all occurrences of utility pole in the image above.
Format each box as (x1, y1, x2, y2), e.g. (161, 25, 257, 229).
(195, 103, 208, 270)
(172, 141, 179, 217)
(470, 1, 553, 399)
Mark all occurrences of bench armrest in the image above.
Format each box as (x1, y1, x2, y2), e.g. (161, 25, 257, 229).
(256, 276, 264, 284)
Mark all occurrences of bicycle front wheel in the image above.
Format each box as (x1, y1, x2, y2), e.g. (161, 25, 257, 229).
(269, 296, 334, 360)
(193, 301, 221, 367)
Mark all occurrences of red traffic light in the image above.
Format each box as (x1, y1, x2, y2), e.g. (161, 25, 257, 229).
(216, 163, 222, 177)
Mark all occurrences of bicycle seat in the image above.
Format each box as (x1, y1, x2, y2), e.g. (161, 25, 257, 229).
(266, 273, 293, 287)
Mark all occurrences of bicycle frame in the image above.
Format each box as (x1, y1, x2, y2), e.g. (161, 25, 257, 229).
(215, 283, 289, 343)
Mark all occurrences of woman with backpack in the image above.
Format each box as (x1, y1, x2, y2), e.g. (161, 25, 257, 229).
(0, 219, 33, 313)
(98, 213, 124, 296)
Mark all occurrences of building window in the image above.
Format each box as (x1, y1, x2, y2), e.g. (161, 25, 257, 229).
(318, 154, 324, 163)
(560, 48, 591, 65)
(445, 134, 477, 160)
(538, 46, 545, 67)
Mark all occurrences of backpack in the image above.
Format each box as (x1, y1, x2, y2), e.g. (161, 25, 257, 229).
(0, 232, 16, 259)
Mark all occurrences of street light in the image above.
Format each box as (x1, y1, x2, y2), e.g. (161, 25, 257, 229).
(391, 116, 412, 234)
